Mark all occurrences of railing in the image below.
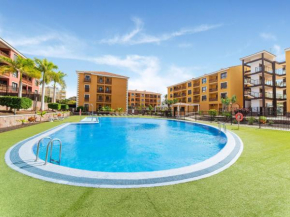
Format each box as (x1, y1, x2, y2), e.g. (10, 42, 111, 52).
(97, 99, 104, 102)
(105, 99, 111, 102)
(276, 94, 287, 99)
(209, 88, 218, 92)
(98, 80, 104, 84)
(209, 78, 218, 83)
(193, 91, 200, 95)
(275, 69, 286, 76)
(209, 98, 218, 101)
(174, 86, 186, 91)
(97, 89, 104, 93)
(84, 78, 91, 82)
(276, 81, 286, 87)
(193, 83, 200, 87)
(193, 100, 199, 103)
(105, 90, 111, 93)
(84, 98, 90, 102)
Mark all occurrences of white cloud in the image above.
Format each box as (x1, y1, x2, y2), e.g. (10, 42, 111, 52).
(178, 43, 193, 48)
(272, 44, 285, 61)
(100, 17, 222, 45)
(260, 33, 277, 41)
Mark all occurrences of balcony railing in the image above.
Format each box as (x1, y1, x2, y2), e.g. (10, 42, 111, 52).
(98, 80, 104, 84)
(84, 78, 91, 82)
(193, 83, 200, 87)
(105, 90, 112, 93)
(209, 88, 218, 92)
(276, 81, 286, 87)
(193, 99, 199, 103)
(105, 80, 112, 84)
(193, 91, 200, 95)
(275, 69, 286, 76)
(84, 98, 90, 102)
(85, 88, 90, 92)
(105, 99, 111, 102)
(97, 89, 104, 93)
(209, 78, 218, 83)
(209, 98, 218, 101)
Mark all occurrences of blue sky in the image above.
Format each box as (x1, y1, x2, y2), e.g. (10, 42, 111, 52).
(0, 0, 289, 97)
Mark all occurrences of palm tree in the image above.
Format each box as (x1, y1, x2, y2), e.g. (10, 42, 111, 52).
(0, 56, 41, 97)
(34, 58, 58, 111)
(221, 95, 237, 112)
(48, 71, 66, 103)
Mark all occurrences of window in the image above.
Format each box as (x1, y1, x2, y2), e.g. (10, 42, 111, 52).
(202, 95, 207, 101)
(13, 54, 18, 60)
(202, 78, 206, 84)
(131, 98, 134, 101)
(85, 75, 90, 80)
(141, 94, 144, 97)
(221, 72, 227, 79)
(12, 82, 18, 91)
(131, 93, 134, 96)
(188, 82, 192, 87)
(85, 85, 89, 92)
(12, 72, 18, 78)
(202, 87, 207, 92)
(84, 104, 89, 111)
(99, 87, 103, 91)
(84, 94, 89, 100)
(221, 93, 227, 99)
(35, 80, 39, 86)
(35, 90, 38, 94)
(170, 88, 173, 92)
(221, 82, 227, 89)
(188, 97, 192, 102)
(170, 94, 173, 98)
(188, 90, 192, 95)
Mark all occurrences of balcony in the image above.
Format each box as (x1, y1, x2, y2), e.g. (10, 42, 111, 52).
(209, 97, 218, 102)
(209, 88, 218, 92)
(275, 68, 286, 76)
(84, 78, 91, 82)
(84, 98, 90, 102)
(105, 80, 112, 84)
(105, 99, 111, 102)
(209, 78, 218, 83)
(98, 79, 104, 84)
(193, 99, 199, 103)
(105, 90, 112, 93)
(97, 98, 104, 102)
(0, 50, 10, 58)
(276, 81, 286, 88)
(276, 93, 287, 100)
(174, 86, 186, 91)
(193, 83, 200, 87)
(97, 89, 104, 93)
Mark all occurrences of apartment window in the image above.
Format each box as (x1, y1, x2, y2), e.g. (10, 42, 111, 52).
(202, 78, 206, 84)
(170, 88, 173, 92)
(188, 90, 192, 95)
(170, 94, 173, 98)
(221, 72, 227, 79)
(85, 75, 90, 80)
(35, 80, 39, 86)
(84, 94, 89, 102)
(188, 82, 192, 87)
(188, 97, 192, 102)
(202, 87, 207, 92)
(12, 72, 18, 78)
(131, 98, 134, 101)
(99, 77, 103, 83)
(202, 95, 207, 101)
(99, 86, 103, 91)
(221, 93, 227, 99)
(141, 94, 144, 97)
(221, 82, 227, 89)
(84, 104, 89, 111)
(85, 85, 90, 92)
(142, 99, 144, 101)
(12, 82, 18, 91)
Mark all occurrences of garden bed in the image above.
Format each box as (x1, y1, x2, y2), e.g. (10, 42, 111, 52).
(0, 122, 40, 133)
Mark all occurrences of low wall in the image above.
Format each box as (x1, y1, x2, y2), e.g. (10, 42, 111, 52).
(0, 112, 70, 129)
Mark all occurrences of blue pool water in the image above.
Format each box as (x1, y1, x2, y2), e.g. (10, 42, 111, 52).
(33, 118, 227, 172)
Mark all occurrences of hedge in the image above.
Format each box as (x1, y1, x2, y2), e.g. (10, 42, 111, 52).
(0, 96, 32, 109)
(61, 104, 69, 110)
(48, 103, 61, 110)
(76, 106, 85, 112)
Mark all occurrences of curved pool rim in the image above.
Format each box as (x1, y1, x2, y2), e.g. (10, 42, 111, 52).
(5, 118, 243, 188)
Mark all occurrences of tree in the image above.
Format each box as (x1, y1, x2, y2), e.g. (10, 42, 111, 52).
(221, 95, 237, 111)
(116, 107, 123, 114)
(48, 71, 66, 103)
(34, 58, 58, 111)
(0, 56, 41, 97)
(163, 94, 178, 109)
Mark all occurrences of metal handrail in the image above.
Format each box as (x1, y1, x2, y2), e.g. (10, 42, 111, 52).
(218, 122, 227, 133)
(35, 137, 52, 162)
(44, 138, 62, 165)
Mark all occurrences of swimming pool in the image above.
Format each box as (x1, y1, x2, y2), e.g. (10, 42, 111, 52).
(5, 118, 243, 188)
(34, 118, 227, 172)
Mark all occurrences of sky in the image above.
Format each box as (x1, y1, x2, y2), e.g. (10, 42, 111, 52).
(0, 0, 289, 97)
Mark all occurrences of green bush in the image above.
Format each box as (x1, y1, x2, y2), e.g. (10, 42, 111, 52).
(61, 104, 69, 110)
(259, 116, 267, 124)
(233, 119, 238, 124)
(76, 106, 85, 112)
(268, 120, 274, 126)
(48, 103, 61, 110)
(0, 96, 32, 109)
(208, 109, 218, 117)
(247, 117, 255, 125)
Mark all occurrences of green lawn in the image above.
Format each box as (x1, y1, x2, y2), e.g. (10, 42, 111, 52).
(0, 116, 290, 217)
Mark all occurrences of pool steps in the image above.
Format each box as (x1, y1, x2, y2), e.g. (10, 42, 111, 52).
(35, 137, 62, 165)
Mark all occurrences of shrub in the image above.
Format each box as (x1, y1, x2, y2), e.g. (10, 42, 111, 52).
(17, 119, 27, 125)
(28, 116, 37, 122)
(268, 120, 274, 126)
(61, 104, 69, 110)
(48, 103, 61, 111)
(0, 96, 32, 110)
(208, 109, 218, 117)
(76, 106, 84, 112)
(247, 117, 255, 125)
(259, 116, 267, 124)
(233, 119, 238, 124)
(198, 111, 204, 115)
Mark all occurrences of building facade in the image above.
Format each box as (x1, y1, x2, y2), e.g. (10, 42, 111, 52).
(0, 37, 40, 97)
(167, 66, 243, 111)
(77, 71, 128, 112)
(128, 90, 162, 108)
(241, 49, 289, 115)
(39, 86, 67, 101)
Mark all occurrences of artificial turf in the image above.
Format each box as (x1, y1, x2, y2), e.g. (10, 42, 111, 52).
(0, 116, 290, 217)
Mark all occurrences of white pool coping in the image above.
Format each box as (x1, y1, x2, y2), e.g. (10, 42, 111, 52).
(5, 119, 243, 188)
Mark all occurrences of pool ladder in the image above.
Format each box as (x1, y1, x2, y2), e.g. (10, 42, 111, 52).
(218, 122, 227, 133)
(35, 137, 62, 165)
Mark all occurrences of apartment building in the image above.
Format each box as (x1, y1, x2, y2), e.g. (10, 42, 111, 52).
(241, 49, 289, 115)
(0, 37, 40, 96)
(128, 90, 162, 108)
(167, 66, 243, 111)
(77, 71, 128, 112)
(39, 86, 67, 101)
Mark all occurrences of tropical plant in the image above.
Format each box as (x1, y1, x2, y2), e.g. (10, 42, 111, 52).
(17, 119, 27, 125)
(48, 71, 66, 103)
(268, 120, 274, 126)
(259, 116, 267, 124)
(221, 95, 237, 111)
(247, 117, 255, 125)
(34, 58, 58, 111)
(37, 111, 47, 122)
(116, 107, 123, 114)
(163, 94, 178, 108)
(76, 106, 84, 112)
(0, 56, 41, 97)
(208, 109, 218, 117)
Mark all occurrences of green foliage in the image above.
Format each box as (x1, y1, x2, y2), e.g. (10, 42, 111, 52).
(37, 111, 47, 116)
(233, 119, 238, 124)
(76, 106, 84, 112)
(116, 108, 123, 113)
(100, 106, 113, 112)
(247, 117, 255, 125)
(148, 105, 154, 111)
(17, 119, 27, 125)
(44, 96, 52, 103)
(268, 120, 274, 126)
(0, 96, 32, 109)
(198, 110, 204, 116)
(259, 116, 267, 124)
(208, 109, 218, 117)
(221, 95, 237, 111)
(48, 103, 61, 110)
(61, 104, 69, 110)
